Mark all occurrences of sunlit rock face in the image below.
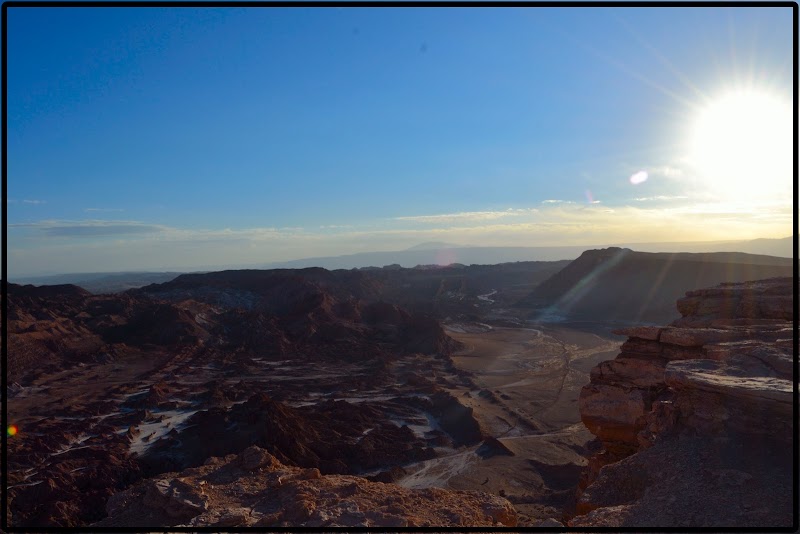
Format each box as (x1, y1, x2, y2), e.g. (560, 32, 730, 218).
(572, 277, 794, 528)
(94, 446, 518, 528)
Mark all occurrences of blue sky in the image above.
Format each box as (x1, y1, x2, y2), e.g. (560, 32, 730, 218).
(6, 6, 794, 276)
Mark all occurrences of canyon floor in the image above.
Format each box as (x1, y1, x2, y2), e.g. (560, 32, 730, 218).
(400, 321, 622, 522)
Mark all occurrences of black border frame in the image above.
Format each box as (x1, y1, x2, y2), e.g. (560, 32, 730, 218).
(1, 1, 797, 532)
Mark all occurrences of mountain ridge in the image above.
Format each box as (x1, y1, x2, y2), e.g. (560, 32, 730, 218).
(10, 236, 791, 287)
(517, 247, 793, 324)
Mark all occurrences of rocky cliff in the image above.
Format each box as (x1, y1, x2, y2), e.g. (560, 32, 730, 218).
(94, 446, 517, 528)
(572, 277, 794, 527)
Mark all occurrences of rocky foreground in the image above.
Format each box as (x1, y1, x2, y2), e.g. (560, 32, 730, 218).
(5, 273, 475, 526)
(93, 445, 517, 528)
(572, 277, 794, 527)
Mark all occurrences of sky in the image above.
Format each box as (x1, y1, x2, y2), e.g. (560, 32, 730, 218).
(5, 6, 795, 277)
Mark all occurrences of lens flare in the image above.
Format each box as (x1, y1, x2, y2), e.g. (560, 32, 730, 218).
(7, 425, 18, 437)
(629, 170, 648, 185)
(434, 249, 457, 266)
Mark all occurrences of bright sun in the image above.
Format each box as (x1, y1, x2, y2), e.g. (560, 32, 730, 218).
(689, 89, 792, 201)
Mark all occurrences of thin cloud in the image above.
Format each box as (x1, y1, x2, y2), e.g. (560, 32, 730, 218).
(393, 209, 536, 223)
(45, 225, 161, 237)
(631, 195, 689, 202)
(84, 208, 125, 213)
(8, 199, 47, 205)
(10, 219, 165, 237)
(542, 198, 575, 204)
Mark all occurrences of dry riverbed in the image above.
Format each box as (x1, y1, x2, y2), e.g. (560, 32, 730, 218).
(395, 322, 622, 523)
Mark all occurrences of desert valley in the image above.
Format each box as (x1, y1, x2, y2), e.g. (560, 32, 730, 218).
(6, 4, 795, 530)
(4, 247, 795, 528)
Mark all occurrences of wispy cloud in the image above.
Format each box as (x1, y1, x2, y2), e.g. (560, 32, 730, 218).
(319, 224, 354, 229)
(84, 208, 125, 213)
(8, 199, 48, 205)
(10, 219, 165, 237)
(7, 198, 48, 205)
(631, 195, 690, 202)
(393, 208, 537, 224)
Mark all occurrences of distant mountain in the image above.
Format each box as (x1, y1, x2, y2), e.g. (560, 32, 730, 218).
(263, 246, 595, 271)
(12, 271, 185, 294)
(264, 236, 793, 271)
(517, 248, 794, 324)
(9, 236, 792, 290)
(405, 241, 465, 251)
(608, 236, 793, 258)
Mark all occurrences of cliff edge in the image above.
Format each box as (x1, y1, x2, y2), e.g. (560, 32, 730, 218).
(572, 277, 794, 528)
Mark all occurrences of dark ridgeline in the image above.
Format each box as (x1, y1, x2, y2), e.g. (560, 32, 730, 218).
(517, 248, 793, 324)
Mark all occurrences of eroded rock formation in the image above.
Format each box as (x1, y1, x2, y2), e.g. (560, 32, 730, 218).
(572, 277, 794, 527)
(6, 271, 470, 527)
(94, 446, 518, 528)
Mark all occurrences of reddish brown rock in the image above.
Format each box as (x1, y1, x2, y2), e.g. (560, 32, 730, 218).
(578, 384, 648, 446)
(574, 277, 794, 527)
(658, 327, 752, 347)
(611, 326, 662, 341)
(95, 447, 518, 528)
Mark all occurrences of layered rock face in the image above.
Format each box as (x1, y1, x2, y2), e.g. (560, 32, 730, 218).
(94, 446, 517, 528)
(573, 277, 794, 527)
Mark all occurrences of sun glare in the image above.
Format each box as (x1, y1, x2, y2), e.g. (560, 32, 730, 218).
(688, 89, 792, 201)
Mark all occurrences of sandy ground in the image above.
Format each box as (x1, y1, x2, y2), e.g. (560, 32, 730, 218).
(451, 325, 621, 433)
(396, 322, 622, 523)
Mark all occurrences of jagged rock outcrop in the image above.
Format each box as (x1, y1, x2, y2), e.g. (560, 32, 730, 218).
(95, 446, 518, 527)
(572, 278, 794, 527)
(5, 269, 469, 528)
(138, 393, 439, 477)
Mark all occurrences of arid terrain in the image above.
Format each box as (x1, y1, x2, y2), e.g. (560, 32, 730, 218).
(7, 4, 794, 529)
(410, 322, 622, 522)
(4, 249, 795, 527)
